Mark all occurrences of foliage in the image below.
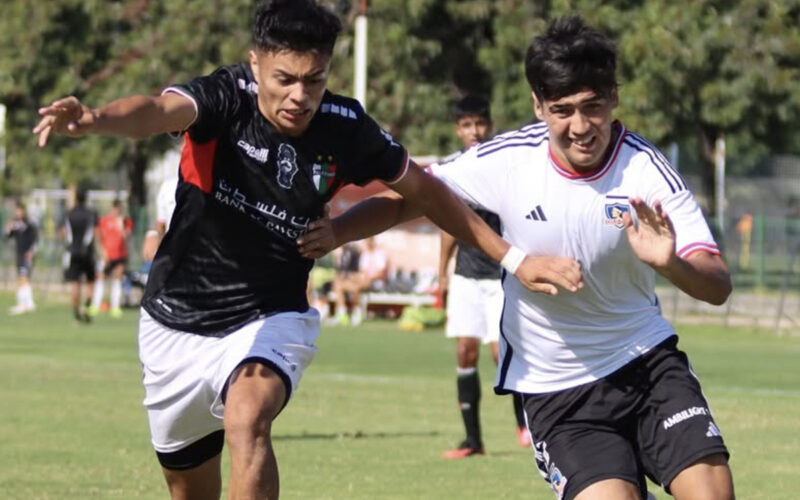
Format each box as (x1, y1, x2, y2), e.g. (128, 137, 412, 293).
(2, 0, 800, 212)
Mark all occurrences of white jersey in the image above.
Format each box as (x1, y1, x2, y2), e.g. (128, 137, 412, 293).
(430, 121, 719, 394)
(156, 177, 179, 232)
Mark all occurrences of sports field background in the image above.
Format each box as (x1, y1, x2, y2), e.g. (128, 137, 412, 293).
(1, 296, 798, 499)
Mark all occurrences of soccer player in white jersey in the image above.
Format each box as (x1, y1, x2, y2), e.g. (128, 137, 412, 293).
(305, 14, 735, 500)
(34, 2, 582, 498)
(437, 95, 531, 458)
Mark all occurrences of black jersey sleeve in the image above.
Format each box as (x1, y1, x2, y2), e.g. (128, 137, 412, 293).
(169, 65, 243, 143)
(345, 106, 408, 186)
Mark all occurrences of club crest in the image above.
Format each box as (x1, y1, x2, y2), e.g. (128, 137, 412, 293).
(276, 143, 299, 189)
(604, 202, 630, 229)
(312, 155, 338, 195)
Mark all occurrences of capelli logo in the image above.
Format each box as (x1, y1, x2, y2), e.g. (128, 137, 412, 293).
(237, 140, 269, 163)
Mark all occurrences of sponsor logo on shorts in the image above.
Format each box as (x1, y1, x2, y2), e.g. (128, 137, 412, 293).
(271, 348, 297, 372)
(663, 406, 709, 429)
(706, 421, 721, 438)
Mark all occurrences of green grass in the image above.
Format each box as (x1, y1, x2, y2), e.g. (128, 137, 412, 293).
(0, 296, 798, 499)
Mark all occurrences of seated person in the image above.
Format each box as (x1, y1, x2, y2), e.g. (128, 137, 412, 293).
(331, 237, 388, 325)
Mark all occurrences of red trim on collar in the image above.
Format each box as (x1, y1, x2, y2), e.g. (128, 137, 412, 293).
(549, 121, 626, 181)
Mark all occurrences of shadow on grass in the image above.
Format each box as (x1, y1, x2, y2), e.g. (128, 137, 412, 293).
(274, 430, 440, 441)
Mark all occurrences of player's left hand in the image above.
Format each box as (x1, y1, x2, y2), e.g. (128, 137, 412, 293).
(623, 197, 676, 270)
(297, 205, 336, 259)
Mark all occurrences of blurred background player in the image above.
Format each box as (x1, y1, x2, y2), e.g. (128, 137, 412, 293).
(61, 188, 98, 323)
(331, 237, 388, 325)
(90, 199, 132, 318)
(437, 95, 529, 459)
(5, 201, 38, 314)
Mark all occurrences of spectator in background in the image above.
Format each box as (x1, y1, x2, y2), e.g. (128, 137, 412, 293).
(62, 188, 98, 324)
(331, 237, 388, 326)
(436, 95, 530, 459)
(734, 212, 753, 270)
(5, 201, 38, 315)
(90, 199, 132, 318)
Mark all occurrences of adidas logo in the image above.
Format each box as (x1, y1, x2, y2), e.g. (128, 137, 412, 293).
(525, 205, 547, 221)
(706, 422, 721, 438)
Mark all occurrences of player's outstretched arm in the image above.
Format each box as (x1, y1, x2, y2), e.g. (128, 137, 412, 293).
(623, 197, 731, 305)
(299, 161, 583, 294)
(33, 93, 196, 147)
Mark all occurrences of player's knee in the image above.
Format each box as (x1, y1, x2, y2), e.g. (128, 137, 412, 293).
(457, 342, 479, 367)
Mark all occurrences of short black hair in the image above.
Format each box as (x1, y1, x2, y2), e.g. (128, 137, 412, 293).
(253, 0, 342, 55)
(453, 95, 491, 123)
(524, 15, 618, 102)
(75, 187, 88, 205)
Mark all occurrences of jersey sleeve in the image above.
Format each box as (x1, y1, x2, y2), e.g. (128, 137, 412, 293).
(427, 146, 504, 214)
(659, 189, 719, 258)
(344, 108, 409, 186)
(162, 66, 241, 143)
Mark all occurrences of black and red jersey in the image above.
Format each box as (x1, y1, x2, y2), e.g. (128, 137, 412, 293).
(142, 63, 408, 336)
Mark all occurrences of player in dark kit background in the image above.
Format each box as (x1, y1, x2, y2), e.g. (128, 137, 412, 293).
(5, 201, 38, 314)
(33, 1, 582, 498)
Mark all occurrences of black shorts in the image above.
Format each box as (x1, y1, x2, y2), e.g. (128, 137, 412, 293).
(522, 336, 728, 500)
(65, 254, 97, 282)
(103, 257, 128, 275)
(16, 254, 33, 278)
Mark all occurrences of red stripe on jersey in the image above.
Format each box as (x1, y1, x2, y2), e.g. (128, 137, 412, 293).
(179, 134, 217, 194)
(678, 242, 720, 259)
(385, 150, 410, 185)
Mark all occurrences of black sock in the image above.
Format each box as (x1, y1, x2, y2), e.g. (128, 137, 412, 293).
(513, 393, 527, 428)
(457, 369, 481, 449)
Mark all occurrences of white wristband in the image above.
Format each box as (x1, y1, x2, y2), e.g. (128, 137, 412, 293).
(500, 246, 526, 275)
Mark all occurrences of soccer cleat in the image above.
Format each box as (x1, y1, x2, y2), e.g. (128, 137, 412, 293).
(443, 441, 484, 459)
(516, 426, 532, 447)
(109, 307, 123, 319)
(86, 305, 100, 317)
(9, 304, 28, 315)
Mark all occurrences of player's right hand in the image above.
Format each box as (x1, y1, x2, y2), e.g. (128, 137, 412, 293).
(514, 256, 583, 295)
(33, 96, 95, 147)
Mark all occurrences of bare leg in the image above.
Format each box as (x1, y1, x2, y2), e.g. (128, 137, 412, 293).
(574, 478, 642, 500)
(224, 362, 287, 500)
(669, 453, 734, 500)
(161, 454, 222, 500)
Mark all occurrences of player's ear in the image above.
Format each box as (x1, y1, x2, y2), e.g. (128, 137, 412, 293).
(248, 50, 259, 83)
(532, 92, 544, 120)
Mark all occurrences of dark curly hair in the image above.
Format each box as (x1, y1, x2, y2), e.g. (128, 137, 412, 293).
(524, 15, 618, 102)
(252, 0, 342, 55)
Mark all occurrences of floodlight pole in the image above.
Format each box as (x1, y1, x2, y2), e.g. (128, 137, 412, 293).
(354, 0, 368, 111)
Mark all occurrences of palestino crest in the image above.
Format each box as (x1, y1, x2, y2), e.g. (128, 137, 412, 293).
(276, 143, 299, 189)
(312, 155, 338, 195)
(604, 202, 630, 229)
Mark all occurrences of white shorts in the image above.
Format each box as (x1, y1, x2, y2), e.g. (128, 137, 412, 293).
(445, 274, 503, 344)
(138, 308, 320, 454)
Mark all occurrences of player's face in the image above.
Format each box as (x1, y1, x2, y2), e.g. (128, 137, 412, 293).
(249, 48, 331, 137)
(533, 88, 618, 174)
(455, 115, 492, 149)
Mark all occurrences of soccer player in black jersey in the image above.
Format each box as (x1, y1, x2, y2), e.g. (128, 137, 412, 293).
(5, 201, 38, 315)
(33, 1, 582, 498)
(436, 96, 530, 458)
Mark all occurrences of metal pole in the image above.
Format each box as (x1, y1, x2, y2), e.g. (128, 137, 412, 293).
(354, 0, 368, 110)
(714, 135, 726, 233)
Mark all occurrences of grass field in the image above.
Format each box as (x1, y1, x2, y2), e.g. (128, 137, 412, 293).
(1, 297, 799, 499)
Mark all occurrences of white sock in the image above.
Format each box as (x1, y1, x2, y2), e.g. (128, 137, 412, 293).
(16, 287, 25, 307)
(110, 279, 122, 309)
(21, 284, 34, 308)
(91, 280, 104, 309)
